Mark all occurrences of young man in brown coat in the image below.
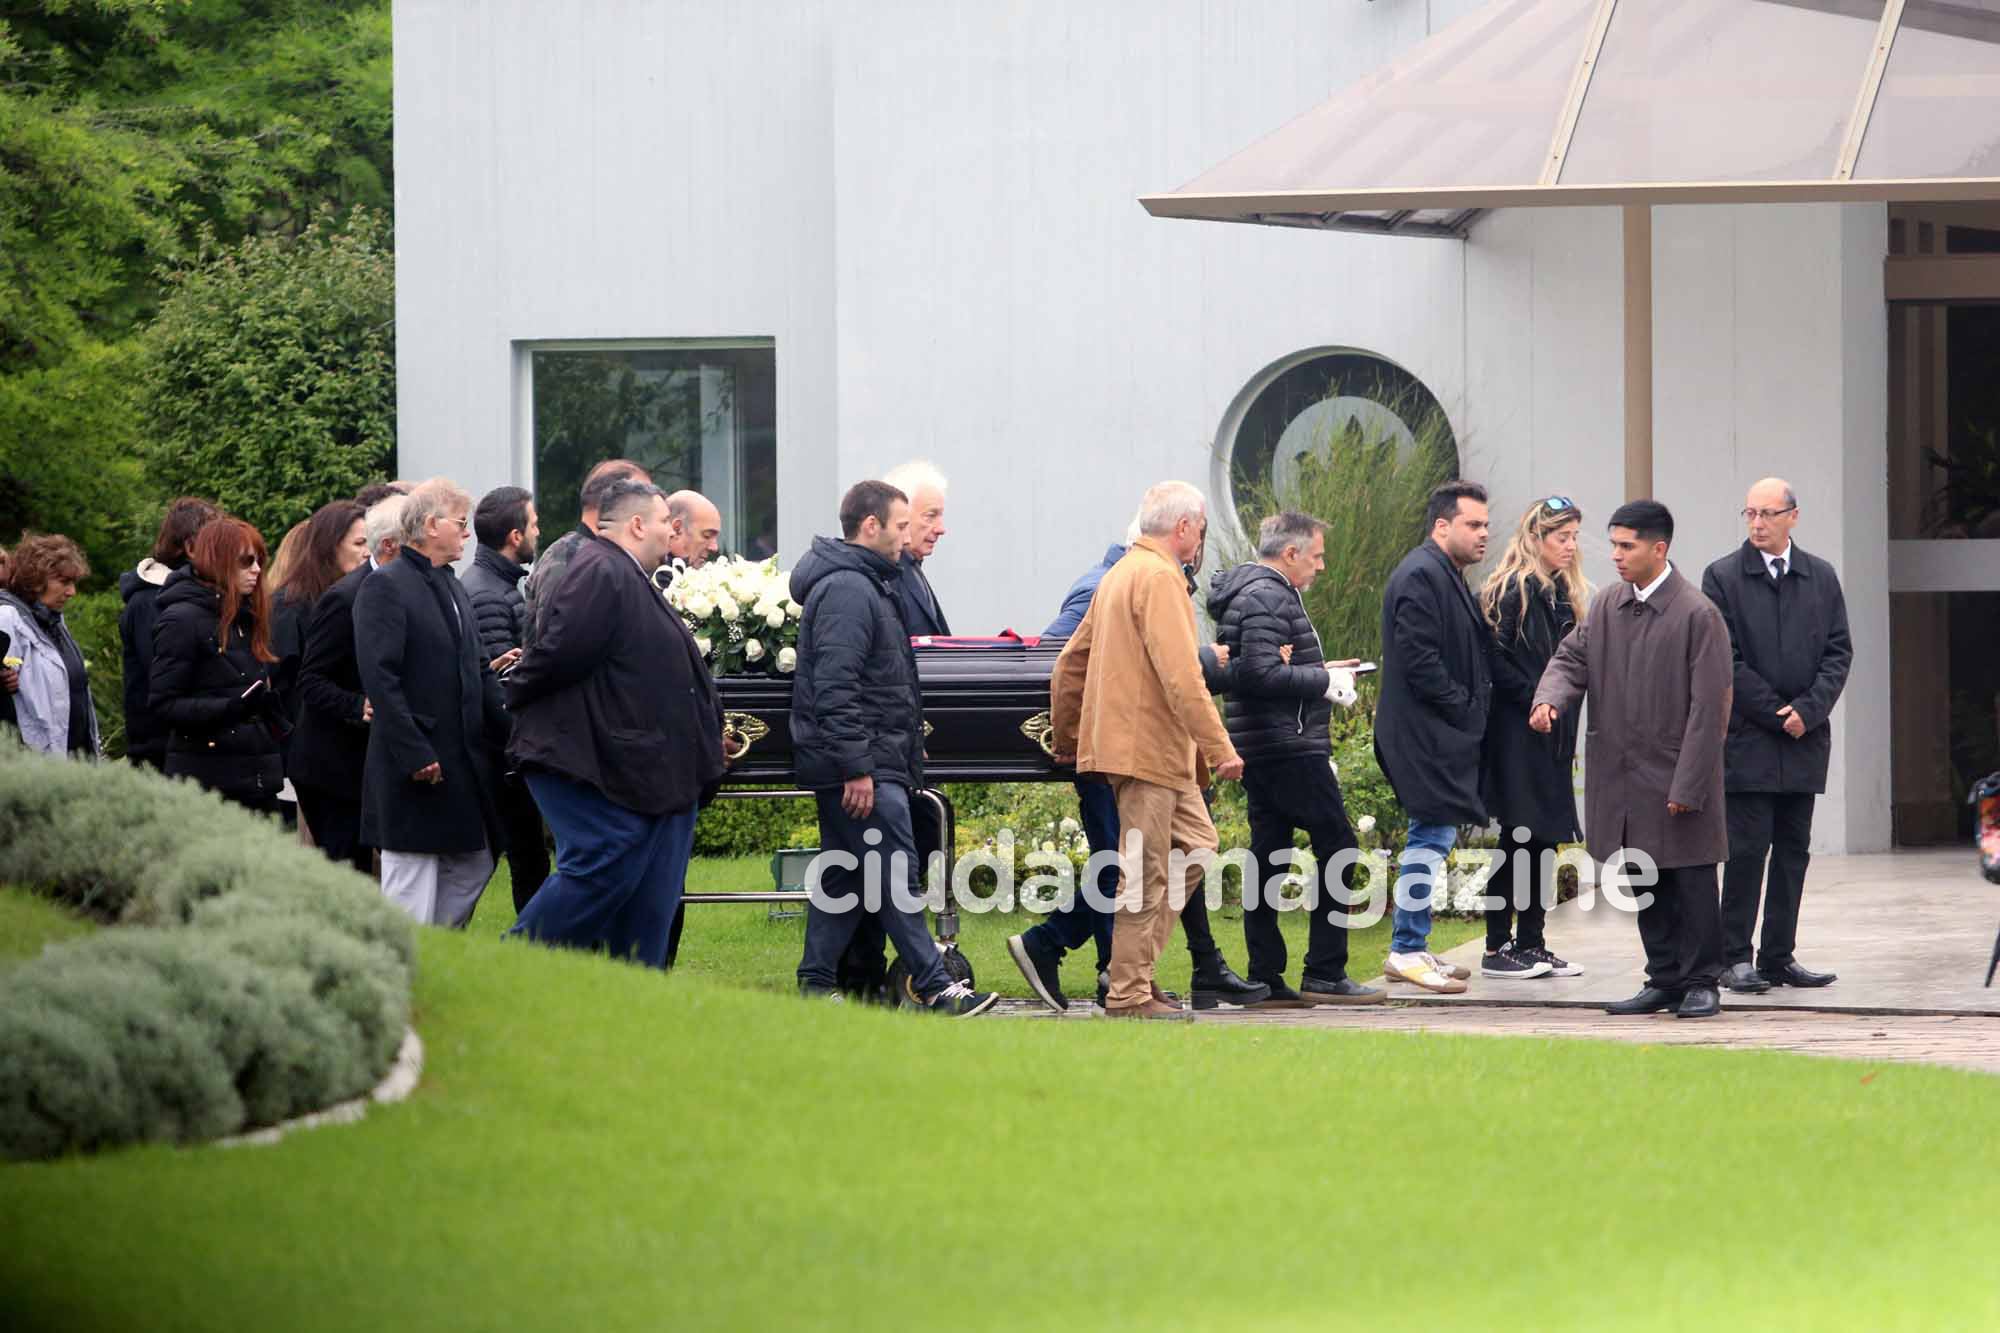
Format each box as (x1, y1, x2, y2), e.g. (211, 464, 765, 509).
(1532, 500, 1733, 1020)
(1050, 481, 1244, 1020)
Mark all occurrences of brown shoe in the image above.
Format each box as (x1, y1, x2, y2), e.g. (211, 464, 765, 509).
(1105, 999, 1194, 1021)
(1150, 984, 1183, 1009)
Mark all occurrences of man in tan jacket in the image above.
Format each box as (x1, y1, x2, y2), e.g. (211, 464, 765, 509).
(1051, 481, 1244, 1020)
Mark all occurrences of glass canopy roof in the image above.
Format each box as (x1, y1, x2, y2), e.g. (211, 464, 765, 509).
(1142, 0, 2000, 237)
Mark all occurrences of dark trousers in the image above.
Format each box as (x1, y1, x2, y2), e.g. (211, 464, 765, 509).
(1721, 792, 1815, 970)
(1022, 777, 1225, 976)
(497, 769, 552, 914)
(1632, 862, 1723, 994)
(799, 780, 952, 998)
(1485, 839, 1558, 952)
(834, 788, 944, 992)
(1241, 755, 1356, 984)
(296, 784, 372, 875)
(508, 771, 696, 970)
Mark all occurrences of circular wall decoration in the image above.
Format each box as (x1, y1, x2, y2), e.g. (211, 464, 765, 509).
(1210, 347, 1458, 548)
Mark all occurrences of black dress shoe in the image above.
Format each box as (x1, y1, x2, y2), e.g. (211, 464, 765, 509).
(1675, 986, 1721, 1019)
(1247, 977, 1310, 1009)
(1759, 961, 1836, 988)
(1190, 963, 1273, 1009)
(1719, 962, 1772, 994)
(1603, 987, 1680, 1015)
(1300, 975, 1386, 1006)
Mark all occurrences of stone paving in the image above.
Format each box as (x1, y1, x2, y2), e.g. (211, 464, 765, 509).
(997, 848, 2000, 1074)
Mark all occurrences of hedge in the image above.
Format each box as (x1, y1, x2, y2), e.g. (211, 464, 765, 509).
(0, 737, 415, 1161)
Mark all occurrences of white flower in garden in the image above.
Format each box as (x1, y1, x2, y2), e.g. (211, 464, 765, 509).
(716, 593, 740, 621)
(1357, 815, 1377, 834)
(694, 636, 712, 657)
(744, 637, 765, 662)
(1040, 840, 1057, 855)
(1058, 816, 1080, 837)
(764, 606, 785, 628)
(777, 646, 797, 673)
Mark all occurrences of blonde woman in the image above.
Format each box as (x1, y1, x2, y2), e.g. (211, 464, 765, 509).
(1477, 496, 1592, 980)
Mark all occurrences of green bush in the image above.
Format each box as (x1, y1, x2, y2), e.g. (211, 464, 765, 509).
(0, 738, 415, 1160)
(60, 590, 126, 760)
(694, 790, 819, 858)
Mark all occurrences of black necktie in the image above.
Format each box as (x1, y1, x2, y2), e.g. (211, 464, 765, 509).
(1771, 556, 1786, 585)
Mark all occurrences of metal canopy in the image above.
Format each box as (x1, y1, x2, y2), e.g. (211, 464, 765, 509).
(1142, 0, 2000, 237)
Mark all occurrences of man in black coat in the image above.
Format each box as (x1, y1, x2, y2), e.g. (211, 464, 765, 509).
(354, 479, 510, 928)
(1208, 512, 1382, 1006)
(790, 480, 996, 1016)
(1375, 480, 1492, 993)
(505, 480, 727, 969)
(462, 484, 550, 912)
(883, 460, 952, 638)
(292, 497, 403, 873)
(1701, 477, 1853, 992)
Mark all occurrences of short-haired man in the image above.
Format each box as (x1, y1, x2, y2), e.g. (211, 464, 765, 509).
(505, 480, 727, 967)
(293, 496, 404, 873)
(354, 478, 511, 926)
(882, 460, 951, 637)
(790, 479, 998, 1015)
(1050, 481, 1244, 1020)
(1702, 478, 1851, 993)
(1534, 500, 1734, 1019)
(1374, 480, 1492, 993)
(462, 484, 549, 913)
(521, 458, 652, 650)
(1208, 512, 1383, 1006)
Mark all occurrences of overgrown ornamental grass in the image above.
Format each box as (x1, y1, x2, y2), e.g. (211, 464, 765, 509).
(6, 887, 2000, 1330)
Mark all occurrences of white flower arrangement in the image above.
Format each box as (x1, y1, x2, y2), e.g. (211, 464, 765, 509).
(663, 555, 801, 676)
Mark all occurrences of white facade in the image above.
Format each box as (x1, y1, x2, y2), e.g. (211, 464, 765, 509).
(393, 0, 1892, 852)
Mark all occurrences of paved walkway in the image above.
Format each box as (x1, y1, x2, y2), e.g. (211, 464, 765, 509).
(998, 849, 2000, 1074)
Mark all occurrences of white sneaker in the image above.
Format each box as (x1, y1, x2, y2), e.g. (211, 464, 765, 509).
(1384, 951, 1468, 994)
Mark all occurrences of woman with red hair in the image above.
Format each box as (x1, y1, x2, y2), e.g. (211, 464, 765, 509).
(149, 517, 286, 811)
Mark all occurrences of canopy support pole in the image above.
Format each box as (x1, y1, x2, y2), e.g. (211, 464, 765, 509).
(1623, 203, 1653, 501)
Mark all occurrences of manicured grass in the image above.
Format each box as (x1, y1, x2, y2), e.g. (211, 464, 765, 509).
(4, 900, 2000, 1330)
(471, 856, 1485, 998)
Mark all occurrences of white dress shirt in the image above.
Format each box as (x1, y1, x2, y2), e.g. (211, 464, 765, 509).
(1633, 561, 1673, 604)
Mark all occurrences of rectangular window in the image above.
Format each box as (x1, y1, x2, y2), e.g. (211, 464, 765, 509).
(524, 340, 777, 559)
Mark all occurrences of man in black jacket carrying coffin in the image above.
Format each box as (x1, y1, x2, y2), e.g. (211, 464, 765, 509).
(505, 480, 726, 970)
(1702, 478, 1853, 992)
(790, 480, 997, 1016)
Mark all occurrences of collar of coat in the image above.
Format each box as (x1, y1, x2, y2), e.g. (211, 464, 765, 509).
(474, 543, 528, 585)
(1128, 535, 1181, 570)
(1736, 538, 1812, 578)
(1610, 563, 1690, 614)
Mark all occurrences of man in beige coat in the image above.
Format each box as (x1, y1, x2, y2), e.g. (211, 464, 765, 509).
(1532, 499, 1733, 1020)
(1051, 481, 1244, 1020)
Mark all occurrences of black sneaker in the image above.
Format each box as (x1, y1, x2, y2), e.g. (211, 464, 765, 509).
(1094, 970, 1110, 1008)
(926, 980, 999, 1017)
(1006, 933, 1068, 1012)
(1300, 975, 1386, 1005)
(799, 984, 845, 1003)
(1480, 942, 1553, 979)
(1518, 944, 1582, 977)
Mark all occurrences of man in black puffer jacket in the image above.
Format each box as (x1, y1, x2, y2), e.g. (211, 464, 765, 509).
(1208, 512, 1382, 1006)
(789, 480, 996, 1017)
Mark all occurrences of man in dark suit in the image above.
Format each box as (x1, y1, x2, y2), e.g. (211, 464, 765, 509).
(1374, 480, 1492, 994)
(505, 480, 727, 969)
(292, 495, 404, 873)
(354, 478, 510, 927)
(1702, 477, 1853, 993)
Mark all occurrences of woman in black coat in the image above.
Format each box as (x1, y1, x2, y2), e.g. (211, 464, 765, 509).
(150, 518, 287, 813)
(1477, 497, 1590, 980)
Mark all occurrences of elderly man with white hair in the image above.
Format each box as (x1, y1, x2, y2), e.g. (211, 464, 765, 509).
(881, 460, 950, 637)
(354, 477, 511, 926)
(1049, 481, 1244, 1020)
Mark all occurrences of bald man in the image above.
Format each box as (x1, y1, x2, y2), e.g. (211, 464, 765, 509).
(665, 490, 723, 569)
(1701, 478, 1852, 993)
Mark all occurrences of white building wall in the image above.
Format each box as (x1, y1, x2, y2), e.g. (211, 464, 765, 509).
(393, 0, 1891, 849)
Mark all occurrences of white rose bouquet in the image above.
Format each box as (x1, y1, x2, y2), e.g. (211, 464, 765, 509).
(663, 555, 802, 676)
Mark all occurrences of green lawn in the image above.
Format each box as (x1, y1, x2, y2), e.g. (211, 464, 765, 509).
(471, 855, 1484, 999)
(9, 880, 2000, 1329)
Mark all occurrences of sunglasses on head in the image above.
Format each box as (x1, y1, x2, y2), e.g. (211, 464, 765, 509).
(1543, 495, 1575, 513)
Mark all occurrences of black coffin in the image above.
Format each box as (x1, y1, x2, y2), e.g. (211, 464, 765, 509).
(716, 639, 1067, 787)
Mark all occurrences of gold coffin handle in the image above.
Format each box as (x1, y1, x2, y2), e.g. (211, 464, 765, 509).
(1020, 710, 1058, 759)
(722, 711, 771, 762)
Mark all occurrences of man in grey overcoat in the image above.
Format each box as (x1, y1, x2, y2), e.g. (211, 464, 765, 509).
(1532, 500, 1734, 1020)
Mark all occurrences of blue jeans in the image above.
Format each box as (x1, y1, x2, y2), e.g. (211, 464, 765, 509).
(1391, 820, 1458, 955)
(797, 780, 953, 998)
(1022, 779, 1117, 972)
(508, 771, 697, 970)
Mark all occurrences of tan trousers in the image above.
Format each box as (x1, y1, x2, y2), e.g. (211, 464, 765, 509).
(1106, 775, 1218, 1008)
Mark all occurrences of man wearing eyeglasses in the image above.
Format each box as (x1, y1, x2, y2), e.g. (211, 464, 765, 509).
(1700, 477, 1852, 993)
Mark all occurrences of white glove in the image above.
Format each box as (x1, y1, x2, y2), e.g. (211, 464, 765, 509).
(1324, 668, 1358, 709)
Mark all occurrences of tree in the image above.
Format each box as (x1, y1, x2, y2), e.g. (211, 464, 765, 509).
(136, 207, 395, 541)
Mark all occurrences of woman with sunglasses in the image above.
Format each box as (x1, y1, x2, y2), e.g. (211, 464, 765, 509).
(150, 517, 288, 813)
(1476, 496, 1591, 979)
